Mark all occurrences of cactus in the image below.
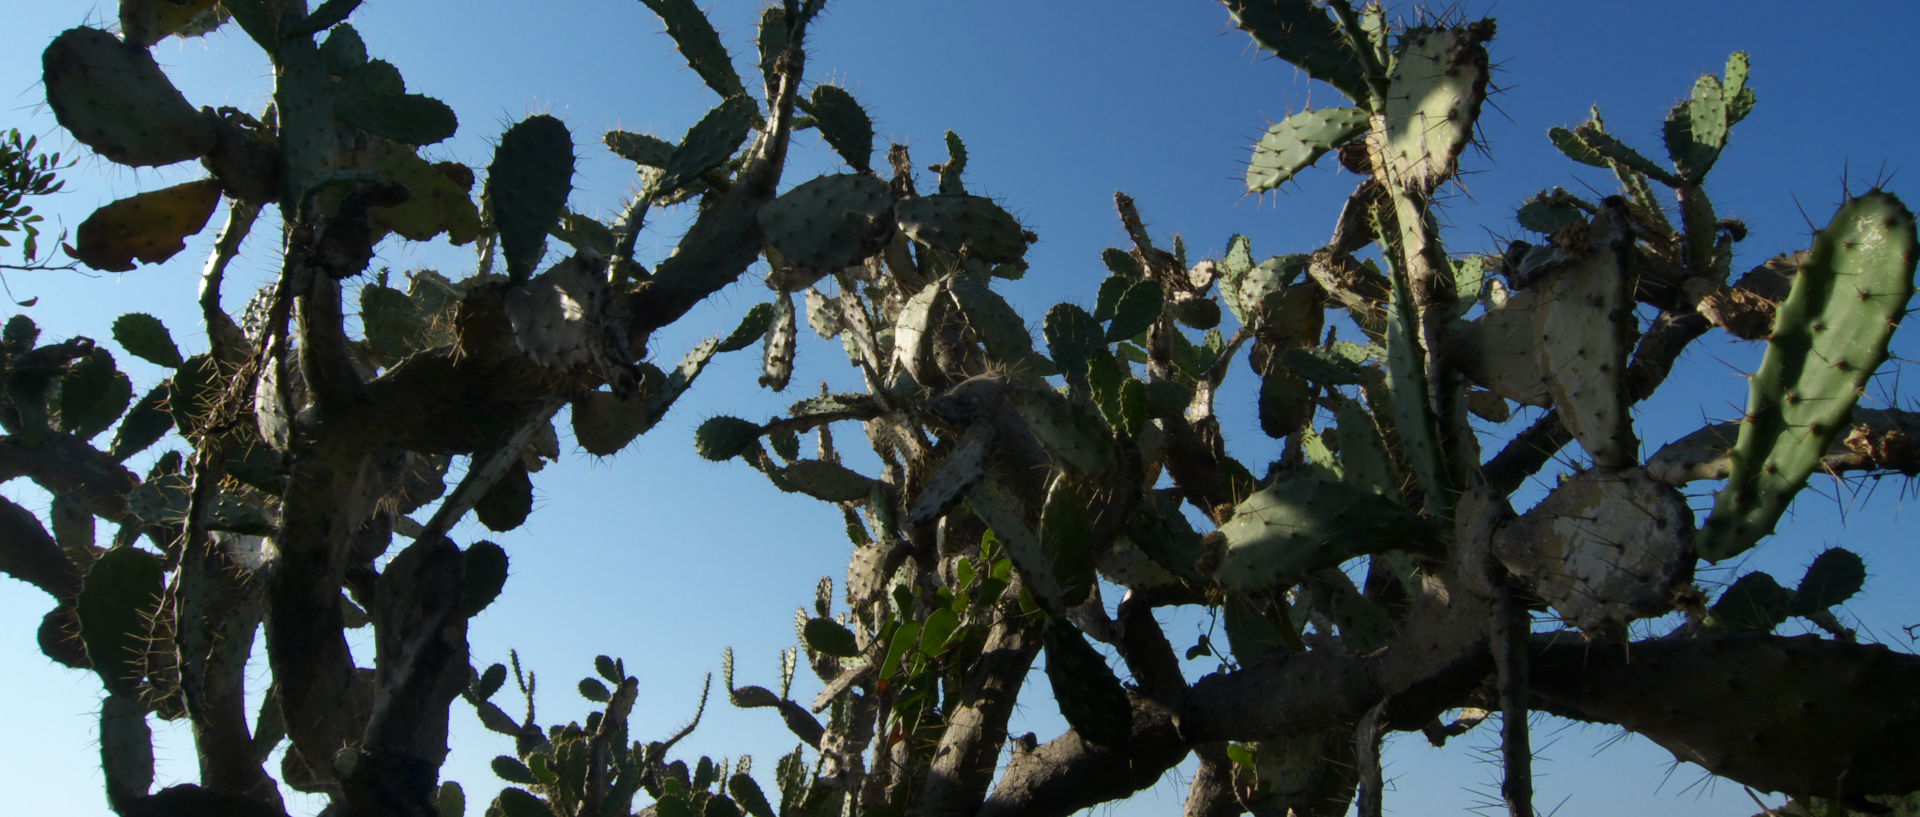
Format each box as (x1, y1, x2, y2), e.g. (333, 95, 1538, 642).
(894, 195, 1032, 264)
(798, 84, 874, 172)
(69, 179, 223, 271)
(1245, 107, 1369, 193)
(1699, 192, 1917, 561)
(486, 115, 576, 284)
(1211, 475, 1437, 592)
(757, 173, 893, 276)
(42, 27, 216, 167)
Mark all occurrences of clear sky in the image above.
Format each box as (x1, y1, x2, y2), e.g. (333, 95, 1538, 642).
(4, 2, 1920, 816)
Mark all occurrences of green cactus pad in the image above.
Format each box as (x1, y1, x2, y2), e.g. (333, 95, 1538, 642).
(110, 313, 183, 368)
(487, 115, 576, 284)
(492, 787, 556, 817)
(1710, 572, 1793, 632)
(474, 462, 532, 532)
(802, 617, 860, 658)
(639, 0, 747, 100)
(717, 302, 777, 354)
(1699, 192, 1918, 561)
(755, 7, 789, 88)
(1374, 24, 1491, 193)
(1042, 622, 1133, 748)
(695, 416, 763, 462)
(474, 663, 508, 701)
(1044, 303, 1106, 398)
(969, 480, 1064, 610)
(1105, 280, 1164, 342)
(646, 339, 720, 424)
(1789, 547, 1867, 616)
(43, 27, 217, 167)
(58, 348, 133, 440)
(359, 284, 427, 365)
(461, 540, 509, 618)
(895, 195, 1031, 264)
(71, 179, 223, 272)
(99, 691, 155, 807)
(948, 274, 1046, 372)
(1662, 74, 1728, 185)
(778, 459, 874, 503)
(336, 89, 458, 147)
(1213, 476, 1438, 592)
(757, 173, 893, 274)
(77, 547, 165, 695)
(571, 390, 648, 457)
(658, 96, 756, 197)
(605, 131, 674, 168)
(729, 773, 775, 817)
(4, 314, 38, 351)
(798, 85, 873, 172)
(109, 385, 173, 462)
(1560, 120, 1682, 188)
(549, 211, 615, 256)
(907, 421, 991, 526)
(1040, 475, 1097, 606)
(1219, 0, 1368, 103)
(891, 278, 951, 385)
(760, 293, 797, 391)
(1246, 107, 1367, 193)
(434, 782, 465, 817)
(121, 0, 222, 47)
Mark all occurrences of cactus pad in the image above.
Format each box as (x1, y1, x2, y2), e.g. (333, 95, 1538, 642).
(1493, 467, 1694, 631)
(757, 173, 893, 276)
(894, 195, 1030, 264)
(487, 115, 575, 284)
(43, 27, 216, 167)
(70, 179, 223, 272)
(1699, 192, 1917, 561)
(1246, 107, 1368, 193)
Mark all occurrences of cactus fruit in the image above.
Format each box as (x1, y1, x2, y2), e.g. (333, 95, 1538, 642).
(1699, 191, 1917, 561)
(70, 178, 223, 272)
(42, 27, 217, 167)
(757, 173, 893, 277)
(894, 195, 1031, 264)
(1493, 467, 1694, 631)
(695, 416, 763, 462)
(797, 85, 873, 173)
(1245, 107, 1368, 193)
(1212, 476, 1437, 592)
(1372, 24, 1492, 192)
(76, 547, 166, 695)
(487, 115, 576, 284)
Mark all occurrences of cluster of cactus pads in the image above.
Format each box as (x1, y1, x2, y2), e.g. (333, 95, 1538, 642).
(7, 0, 997, 815)
(9, 1, 1920, 817)
(678, 2, 1920, 816)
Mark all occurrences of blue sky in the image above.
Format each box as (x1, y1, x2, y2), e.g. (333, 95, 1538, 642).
(4, 2, 1920, 815)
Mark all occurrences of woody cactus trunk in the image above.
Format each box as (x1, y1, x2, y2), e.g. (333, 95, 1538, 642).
(684, 3, 1920, 817)
(3, 0, 902, 815)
